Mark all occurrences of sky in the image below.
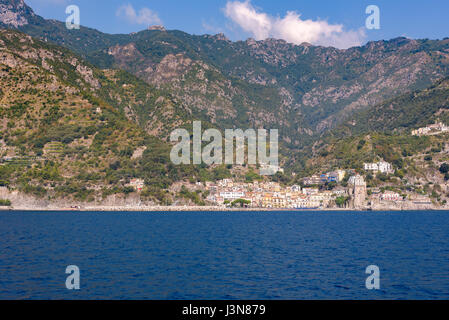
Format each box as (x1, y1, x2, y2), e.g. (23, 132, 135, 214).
(26, 0, 449, 49)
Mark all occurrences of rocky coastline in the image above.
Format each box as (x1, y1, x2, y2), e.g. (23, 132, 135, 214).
(1, 187, 447, 212)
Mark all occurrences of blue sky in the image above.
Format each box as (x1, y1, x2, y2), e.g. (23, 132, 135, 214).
(27, 0, 449, 48)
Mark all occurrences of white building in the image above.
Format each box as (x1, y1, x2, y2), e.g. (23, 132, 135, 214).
(333, 188, 347, 196)
(364, 163, 379, 171)
(335, 170, 347, 182)
(412, 127, 431, 136)
(218, 179, 233, 187)
(348, 174, 366, 186)
(219, 191, 245, 200)
(310, 194, 325, 202)
(364, 161, 393, 174)
(259, 164, 284, 175)
(378, 161, 393, 174)
(381, 191, 401, 201)
(302, 188, 319, 195)
(294, 197, 320, 208)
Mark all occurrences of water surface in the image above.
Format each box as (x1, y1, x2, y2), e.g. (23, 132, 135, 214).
(1, 210, 448, 299)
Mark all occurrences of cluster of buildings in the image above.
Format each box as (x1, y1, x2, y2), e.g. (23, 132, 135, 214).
(412, 122, 449, 136)
(302, 170, 347, 185)
(202, 164, 409, 209)
(300, 161, 394, 185)
(204, 179, 348, 209)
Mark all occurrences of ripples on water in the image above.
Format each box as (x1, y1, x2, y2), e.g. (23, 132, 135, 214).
(1, 210, 449, 299)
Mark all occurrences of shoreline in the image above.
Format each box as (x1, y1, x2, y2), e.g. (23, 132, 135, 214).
(2, 206, 449, 212)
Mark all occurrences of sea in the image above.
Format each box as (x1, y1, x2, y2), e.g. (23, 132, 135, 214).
(1, 210, 448, 300)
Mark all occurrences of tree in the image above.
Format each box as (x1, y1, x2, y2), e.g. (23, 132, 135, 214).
(439, 163, 449, 174)
(231, 199, 251, 208)
(122, 186, 135, 195)
(325, 181, 337, 190)
(357, 139, 366, 150)
(335, 196, 349, 208)
(377, 173, 388, 182)
(0, 180, 9, 187)
(394, 170, 405, 179)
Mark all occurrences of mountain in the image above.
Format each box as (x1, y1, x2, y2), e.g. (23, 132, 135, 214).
(103, 34, 449, 142)
(0, 0, 36, 28)
(0, 0, 129, 52)
(0, 29, 226, 205)
(290, 78, 449, 183)
(2, 0, 449, 152)
(1, 1, 449, 206)
(330, 77, 449, 137)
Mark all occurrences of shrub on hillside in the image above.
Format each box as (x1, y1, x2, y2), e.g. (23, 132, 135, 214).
(439, 163, 449, 174)
(0, 199, 12, 206)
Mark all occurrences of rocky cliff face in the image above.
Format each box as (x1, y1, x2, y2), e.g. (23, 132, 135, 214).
(0, 0, 34, 27)
(102, 33, 449, 150)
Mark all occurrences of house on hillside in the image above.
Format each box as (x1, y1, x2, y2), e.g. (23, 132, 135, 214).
(412, 122, 449, 136)
(381, 191, 402, 201)
(128, 178, 145, 191)
(364, 160, 393, 174)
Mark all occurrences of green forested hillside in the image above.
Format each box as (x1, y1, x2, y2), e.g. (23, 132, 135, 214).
(330, 77, 449, 137)
(0, 29, 231, 204)
(288, 78, 449, 197)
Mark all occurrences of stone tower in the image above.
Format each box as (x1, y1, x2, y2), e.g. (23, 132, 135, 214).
(349, 175, 367, 209)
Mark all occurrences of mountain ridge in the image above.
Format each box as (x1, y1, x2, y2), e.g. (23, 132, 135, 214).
(2, 1, 449, 149)
(2, 1, 449, 162)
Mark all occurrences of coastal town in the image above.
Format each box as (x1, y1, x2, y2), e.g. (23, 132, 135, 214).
(2, 121, 449, 211)
(193, 159, 439, 210)
(0, 144, 445, 210)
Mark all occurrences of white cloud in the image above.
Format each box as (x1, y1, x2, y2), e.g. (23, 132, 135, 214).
(224, 0, 365, 49)
(116, 3, 162, 26)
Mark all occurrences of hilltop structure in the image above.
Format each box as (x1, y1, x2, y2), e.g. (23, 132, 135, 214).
(148, 25, 166, 31)
(412, 122, 449, 136)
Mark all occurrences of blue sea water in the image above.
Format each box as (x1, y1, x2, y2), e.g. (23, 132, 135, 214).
(0, 210, 449, 300)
